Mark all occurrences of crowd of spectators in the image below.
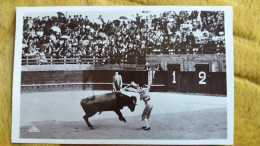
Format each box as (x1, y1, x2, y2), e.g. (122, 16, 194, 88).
(22, 10, 225, 64)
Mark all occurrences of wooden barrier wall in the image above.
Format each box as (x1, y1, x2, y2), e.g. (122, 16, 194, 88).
(21, 70, 148, 92)
(21, 67, 226, 95)
(21, 71, 83, 84)
(151, 64, 227, 95)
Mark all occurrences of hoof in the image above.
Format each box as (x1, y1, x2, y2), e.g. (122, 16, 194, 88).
(144, 127, 150, 131)
(141, 126, 146, 129)
(119, 117, 126, 122)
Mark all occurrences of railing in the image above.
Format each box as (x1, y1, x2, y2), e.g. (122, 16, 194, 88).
(21, 46, 225, 65)
(21, 56, 146, 65)
(146, 46, 225, 54)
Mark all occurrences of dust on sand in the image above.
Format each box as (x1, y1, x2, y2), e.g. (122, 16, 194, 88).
(20, 108, 227, 139)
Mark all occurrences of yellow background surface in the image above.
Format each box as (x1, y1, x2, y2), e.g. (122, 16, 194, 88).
(0, 0, 259, 146)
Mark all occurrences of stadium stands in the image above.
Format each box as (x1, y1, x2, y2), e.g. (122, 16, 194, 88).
(21, 10, 225, 65)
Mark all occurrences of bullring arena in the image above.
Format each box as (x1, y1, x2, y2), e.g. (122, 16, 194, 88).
(20, 54, 227, 140)
(20, 90, 227, 139)
(18, 10, 228, 140)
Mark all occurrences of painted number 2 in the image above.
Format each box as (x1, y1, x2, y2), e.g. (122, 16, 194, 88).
(172, 71, 176, 83)
(199, 71, 206, 84)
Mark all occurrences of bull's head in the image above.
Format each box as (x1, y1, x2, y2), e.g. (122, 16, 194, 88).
(128, 96, 137, 112)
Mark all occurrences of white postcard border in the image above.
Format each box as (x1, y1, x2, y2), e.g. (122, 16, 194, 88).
(12, 6, 234, 145)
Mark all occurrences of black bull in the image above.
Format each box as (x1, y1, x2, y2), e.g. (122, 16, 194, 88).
(80, 92, 137, 128)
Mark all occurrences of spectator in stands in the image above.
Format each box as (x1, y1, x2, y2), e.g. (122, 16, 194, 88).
(144, 62, 150, 71)
(38, 49, 48, 64)
(155, 63, 163, 71)
(22, 10, 225, 65)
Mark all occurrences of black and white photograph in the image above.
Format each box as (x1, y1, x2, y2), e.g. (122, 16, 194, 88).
(12, 6, 234, 145)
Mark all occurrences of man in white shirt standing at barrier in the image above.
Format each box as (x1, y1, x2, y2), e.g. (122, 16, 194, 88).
(112, 72, 123, 92)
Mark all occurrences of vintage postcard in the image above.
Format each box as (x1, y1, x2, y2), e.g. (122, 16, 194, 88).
(12, 6, 234, 145)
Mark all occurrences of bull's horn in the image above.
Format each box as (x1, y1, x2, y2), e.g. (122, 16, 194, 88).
(133, 100, 137, 105)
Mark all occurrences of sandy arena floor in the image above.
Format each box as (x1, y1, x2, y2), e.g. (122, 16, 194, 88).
(20, 90, 227, 139)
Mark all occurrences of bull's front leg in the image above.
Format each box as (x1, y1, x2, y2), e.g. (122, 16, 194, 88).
(114, 110, 126, 123)
(83, 115, 94, 128)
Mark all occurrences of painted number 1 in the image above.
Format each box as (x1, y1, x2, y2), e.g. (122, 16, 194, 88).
(172, 71, 176, 83)
(199, 71, 206, 84)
